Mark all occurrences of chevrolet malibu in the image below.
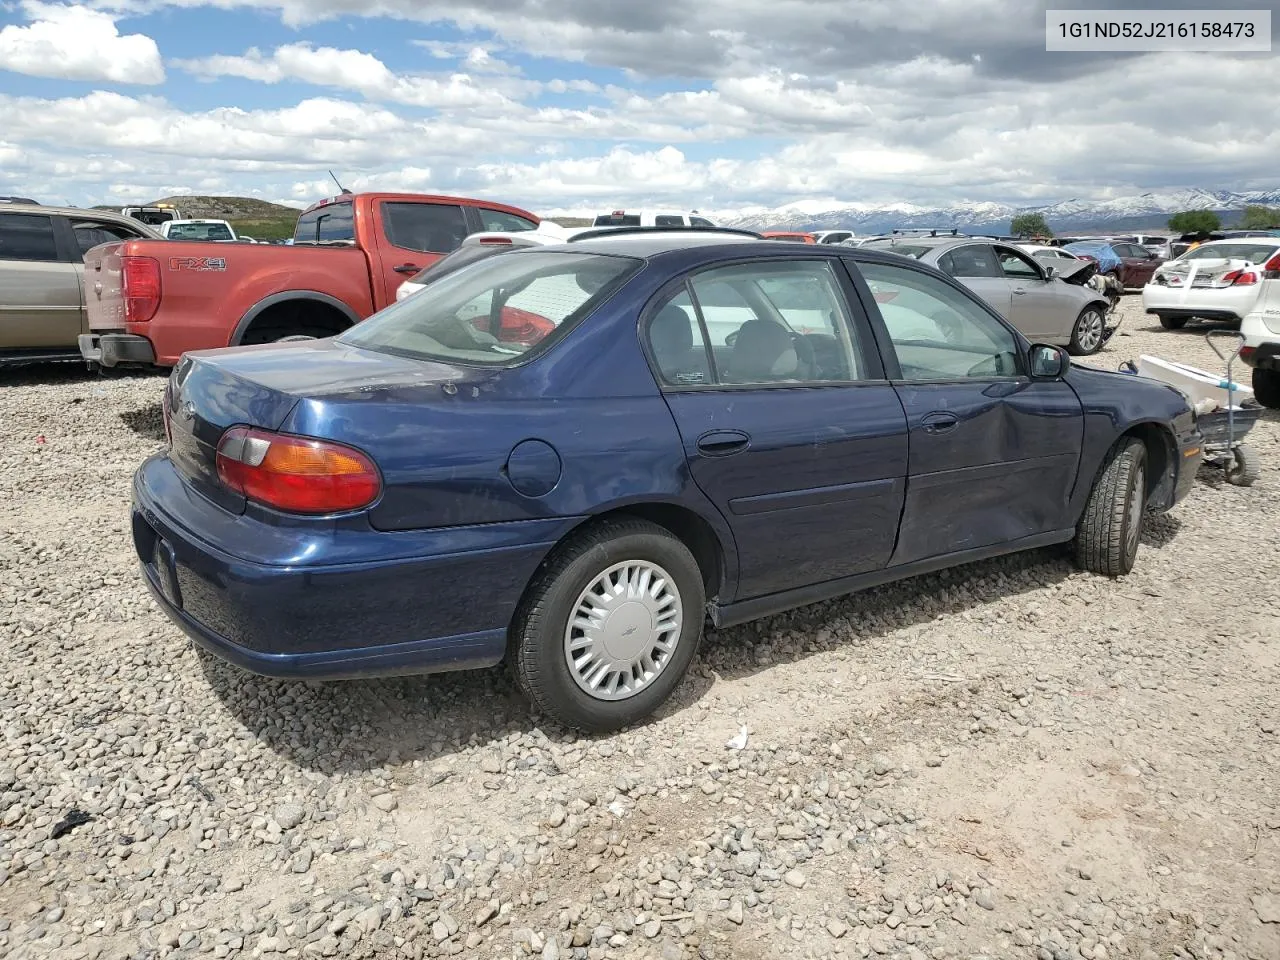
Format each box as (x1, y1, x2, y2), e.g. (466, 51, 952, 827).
(135, 233, 1201, 732)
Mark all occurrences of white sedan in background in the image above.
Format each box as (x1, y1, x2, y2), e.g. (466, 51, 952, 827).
(1142, 238, 1280, 330)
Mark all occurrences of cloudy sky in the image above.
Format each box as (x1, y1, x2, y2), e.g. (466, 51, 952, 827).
(0, 0, 1276, 215)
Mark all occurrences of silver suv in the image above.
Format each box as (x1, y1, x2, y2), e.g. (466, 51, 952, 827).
(0, 203, 161, 367)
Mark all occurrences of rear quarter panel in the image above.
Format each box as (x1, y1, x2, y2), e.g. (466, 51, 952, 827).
(86, 239, 377, 364)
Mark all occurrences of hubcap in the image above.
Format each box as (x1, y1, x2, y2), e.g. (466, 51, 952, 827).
(564, 561, 683, 702)
(1125, 464, 1145, 554)
(1077, 311, 1104, 352)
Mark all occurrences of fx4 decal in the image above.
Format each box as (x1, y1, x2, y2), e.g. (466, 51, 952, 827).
(168, 256, 227, 272)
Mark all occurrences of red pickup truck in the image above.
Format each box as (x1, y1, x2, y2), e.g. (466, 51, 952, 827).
(78, 192, 540, 368)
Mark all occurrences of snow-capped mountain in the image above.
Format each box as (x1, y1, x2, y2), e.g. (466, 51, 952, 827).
(718, 187, 1280, 234)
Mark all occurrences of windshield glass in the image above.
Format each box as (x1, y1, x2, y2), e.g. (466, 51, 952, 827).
(858, 239, 936, 259)
(1180, 243, 1279, 264)
(166, 222, 233, 241)
(340, 250, 640, 365)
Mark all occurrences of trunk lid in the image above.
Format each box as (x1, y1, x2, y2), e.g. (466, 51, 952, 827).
(1154, 258, 1251, 289)
(164, 339, 507, 522)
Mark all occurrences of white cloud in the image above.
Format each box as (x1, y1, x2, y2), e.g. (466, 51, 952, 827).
(176, 42, 523, 108)
(0, 2, 164, 84)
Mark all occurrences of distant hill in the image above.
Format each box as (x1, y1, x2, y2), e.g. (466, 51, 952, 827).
(94, 195, 303, 241)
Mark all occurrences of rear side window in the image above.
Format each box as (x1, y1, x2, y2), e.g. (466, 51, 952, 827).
(939, 245, 1000, 278)
(383, 202, 468, 254)
(294, 202, 354, 245)
(654, 215, 685, 227)
(690, 216, 715, 228)
(477, 209, 537, 232)
(72, 220, 143, 257)
(0, 213, 59, 262)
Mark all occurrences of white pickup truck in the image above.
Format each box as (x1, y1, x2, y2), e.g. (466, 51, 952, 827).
(158, 218, 239, 242)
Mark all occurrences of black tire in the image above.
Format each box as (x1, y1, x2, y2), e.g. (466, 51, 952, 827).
(1074, 438, 1147, 577)
(1225, 444, 1260, 487)
(1068, 306, 1107, 356)
(1157, 314, 1188, 330)
(512, 519, 705, 733)
(1253, 368, 1280, 409)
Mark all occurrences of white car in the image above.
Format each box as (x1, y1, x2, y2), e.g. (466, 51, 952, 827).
(1017, 244, 1083, 263)
(1142, 237, 1280, 330)
(591, 209, 717, 228)
(1241, 251, 1280, 408)
(811, 230, 856, 244)
(159, 218, 238, 242)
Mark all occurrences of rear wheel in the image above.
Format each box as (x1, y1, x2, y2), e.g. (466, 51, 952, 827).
(1157, 314, 1188, 330)
(1068, 307, 1106, 355)
(513, 519, 705, 732)
(1074, 438, 1147, 577)
(1253, 368, 1280, 409)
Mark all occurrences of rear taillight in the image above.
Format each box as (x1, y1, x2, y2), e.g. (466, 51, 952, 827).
(478, 237, 513, 245)
(1264, 252, 1280, 277)
(1222, 270, 1258, 286)
(216, 427, 380, 514)
(121, 256, 161, 324)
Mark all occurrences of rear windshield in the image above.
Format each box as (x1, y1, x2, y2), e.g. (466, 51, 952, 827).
(166, 222, 233, 241)
(1181, 243, 1279, 264)
(127, 209, 178, 226)
(340, 250, 640, 366)
(593, 214, 642, 226)
(294, 201, 354, 245)
(859, 239, 935, 259)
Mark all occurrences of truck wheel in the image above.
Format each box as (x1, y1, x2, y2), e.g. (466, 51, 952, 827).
(1157, 314, 1187, 330)
(1253, 368, 1280, 409)
(1074, 437, 1147, 577)
(512, 518, 705, 733)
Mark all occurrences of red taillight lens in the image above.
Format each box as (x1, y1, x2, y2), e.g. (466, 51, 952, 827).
(1223, 270, 1257, 286)
(216, 427, 381, 514)
(1264, 252, 1280, 276)
(478, 237, 513, 244)
(121, 256, 161, 324)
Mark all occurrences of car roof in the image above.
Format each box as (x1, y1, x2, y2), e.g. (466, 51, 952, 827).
(0, 202, 163, 231)
(1196, 237, 1280, 247)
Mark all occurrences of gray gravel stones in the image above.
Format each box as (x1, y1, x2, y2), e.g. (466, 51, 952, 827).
(0, 309, 1278, 960)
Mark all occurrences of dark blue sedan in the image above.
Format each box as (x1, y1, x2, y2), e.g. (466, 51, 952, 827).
(135, 231, 1202, 731)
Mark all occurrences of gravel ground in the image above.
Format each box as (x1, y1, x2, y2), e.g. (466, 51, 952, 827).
(2, 297, 1279, 960)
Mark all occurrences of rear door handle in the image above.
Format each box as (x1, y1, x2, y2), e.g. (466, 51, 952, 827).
(696, 429, 750, 457)
(921, 413, 959, 435)
(393, 263, 421, 274)
(1012, 288, 1027, 296)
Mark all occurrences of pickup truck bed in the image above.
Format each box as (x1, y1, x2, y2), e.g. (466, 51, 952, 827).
(80, 192, 540, 368)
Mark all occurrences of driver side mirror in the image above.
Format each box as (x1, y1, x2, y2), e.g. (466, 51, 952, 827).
(1029, 344, 1069, 379)
(1042, 265, 1057, 280)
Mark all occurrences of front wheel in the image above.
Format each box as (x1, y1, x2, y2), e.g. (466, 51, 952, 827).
(1074, 438, 1147, 577)
(1068, 307, 1106, 355)
(1253, 368, 1280, 409)
(1157, 314, 1188, 330)
(512, 519, 706, 732)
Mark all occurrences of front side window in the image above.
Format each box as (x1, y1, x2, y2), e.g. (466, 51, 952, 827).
(340, 250, 639, 366)
(855, 260, 1021, 381)
(0, 213, 58, 262)
(995, 246, 1042, 279)
(383, 202, 468, 254)
(685, 260, 865, 384)
(478, 209, 537, 233)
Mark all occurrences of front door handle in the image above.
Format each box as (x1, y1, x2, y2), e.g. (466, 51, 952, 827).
(393, 263, 421, 274)
(1012, 288, 1028, 296)
(921, 413, 959, 435)
(696, 429, 750, 457)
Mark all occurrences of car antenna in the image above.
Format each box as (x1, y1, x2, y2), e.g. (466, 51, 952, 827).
(328, 170, 353, 196)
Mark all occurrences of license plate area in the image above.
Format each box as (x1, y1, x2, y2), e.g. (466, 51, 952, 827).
(134, 513, 183, 609)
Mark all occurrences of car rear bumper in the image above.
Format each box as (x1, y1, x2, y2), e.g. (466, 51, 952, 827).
(1141, 284, 1258, 321)
(133, 454, 572, 680)
(79, 332, 156, 367)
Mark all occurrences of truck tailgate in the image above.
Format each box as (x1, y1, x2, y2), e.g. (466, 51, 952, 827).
(83, 241, 126, 333)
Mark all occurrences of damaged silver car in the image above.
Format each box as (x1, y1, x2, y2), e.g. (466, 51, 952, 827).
(859, 236, 1117, 355)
